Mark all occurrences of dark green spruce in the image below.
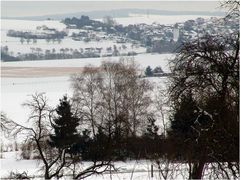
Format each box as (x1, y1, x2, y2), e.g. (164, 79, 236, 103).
(49, 96, 80, 153)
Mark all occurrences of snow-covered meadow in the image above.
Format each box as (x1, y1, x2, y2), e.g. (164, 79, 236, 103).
(2, 53, 173, 70)
(2, 36, 145, 56)
(0, 151, 233, 180)
(0, 151, 189, 180)
(1, 19, 145, 56)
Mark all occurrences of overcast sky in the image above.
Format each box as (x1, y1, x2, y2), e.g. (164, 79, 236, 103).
(2, 1, 223, 18)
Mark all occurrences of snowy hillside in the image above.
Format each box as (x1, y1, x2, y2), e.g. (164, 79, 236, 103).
(107, 14, 221, 25)
(1, 19, 146, 57)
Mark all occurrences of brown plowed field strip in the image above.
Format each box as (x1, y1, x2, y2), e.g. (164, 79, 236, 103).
(1, 67, 84, 78)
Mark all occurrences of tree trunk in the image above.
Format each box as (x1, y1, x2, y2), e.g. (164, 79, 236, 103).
(45, 169, 50, 179)
(189, 161, 205, 179)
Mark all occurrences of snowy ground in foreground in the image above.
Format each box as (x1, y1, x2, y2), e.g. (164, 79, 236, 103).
(0, 152, 235, 179)
(1, 76, 71, 125)
(0, 151, 187, 180)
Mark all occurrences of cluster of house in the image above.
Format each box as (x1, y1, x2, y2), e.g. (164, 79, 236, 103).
(174, 17, 238, 41)
(126, 16, 238, 46)
(70, 29, 107, 42)
(65, 16, 238, 53)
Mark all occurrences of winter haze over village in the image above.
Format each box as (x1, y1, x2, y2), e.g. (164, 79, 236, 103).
(1, 1, 239, 179)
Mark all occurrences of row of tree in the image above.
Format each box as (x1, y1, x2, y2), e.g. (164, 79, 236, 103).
(19, 37, 62, 44)
(7, 29, 66, 40)
(1, 44, 137, 61)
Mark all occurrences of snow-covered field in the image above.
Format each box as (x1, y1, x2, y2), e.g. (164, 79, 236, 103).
(1, 19, 145, 56)
(2, 36, 144, 56)
(0, 151, 234, 180)
(1, 53, 173, 71)
(1, 34, 144, 57)
(0, 151, 188, 180)
(1, 75, 72, 150)
(1, 76, 71, 124)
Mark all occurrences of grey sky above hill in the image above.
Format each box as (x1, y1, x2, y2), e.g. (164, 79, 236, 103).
(2, 1, 224, 18)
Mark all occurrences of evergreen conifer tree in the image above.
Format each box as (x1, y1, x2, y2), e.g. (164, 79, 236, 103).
(144, 117, 159, 139)
(49, 96, 80, 153)
(145, 66, 153, 77)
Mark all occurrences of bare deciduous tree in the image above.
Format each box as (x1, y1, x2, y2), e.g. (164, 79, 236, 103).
(71, 58, 153, 138)
(2, 93, 69, 179)
(2, 93, 115, 179)
(71, 66, 102, 137)
(168, 32, 239, 179)
(99, 59, 153, 137)
(221, 0, 240, 19)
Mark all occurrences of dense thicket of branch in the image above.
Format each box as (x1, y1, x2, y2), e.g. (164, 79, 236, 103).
(221, 0, 240, 19)
(1, 93, 114, 179)
(71, 58, 153, 139)
(168, 31, 239, 179)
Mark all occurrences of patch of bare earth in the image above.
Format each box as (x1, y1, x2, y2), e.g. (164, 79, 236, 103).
(1, 67, 84, 78)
